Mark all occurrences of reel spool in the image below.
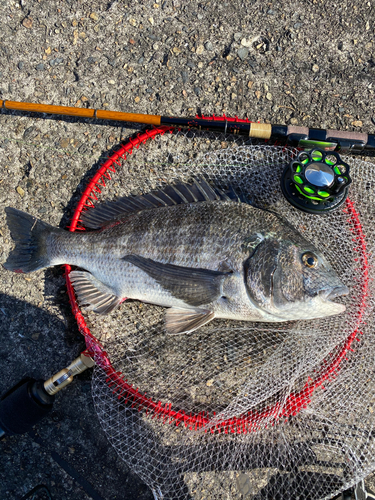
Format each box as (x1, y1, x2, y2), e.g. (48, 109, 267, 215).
(281, 148, 352, 214)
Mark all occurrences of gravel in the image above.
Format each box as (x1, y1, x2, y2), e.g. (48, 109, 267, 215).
(237, 47, 249, 60)
(0, 0, 375, 499)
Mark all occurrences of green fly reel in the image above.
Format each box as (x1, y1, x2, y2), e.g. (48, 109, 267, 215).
(281, 149, 352, 214)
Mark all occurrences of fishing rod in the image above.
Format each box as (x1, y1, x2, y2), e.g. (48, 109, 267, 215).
(1, 99, 374, 154)
(0, 99, 370, 214)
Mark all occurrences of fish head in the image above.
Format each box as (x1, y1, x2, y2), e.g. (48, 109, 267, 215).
(245, 235, 349, 321)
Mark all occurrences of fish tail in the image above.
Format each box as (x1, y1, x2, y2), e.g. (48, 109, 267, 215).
(3, 207, 58, 273)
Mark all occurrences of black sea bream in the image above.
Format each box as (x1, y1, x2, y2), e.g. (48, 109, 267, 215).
(3, 181, 348, 334)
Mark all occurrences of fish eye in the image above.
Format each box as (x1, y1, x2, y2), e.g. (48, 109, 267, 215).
(302, 252, 318, 268)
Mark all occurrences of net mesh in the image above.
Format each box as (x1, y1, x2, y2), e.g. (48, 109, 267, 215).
(67, 128, 375, 499)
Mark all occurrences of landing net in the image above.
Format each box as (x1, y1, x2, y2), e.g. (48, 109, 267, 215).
(66, 126, 375, 499)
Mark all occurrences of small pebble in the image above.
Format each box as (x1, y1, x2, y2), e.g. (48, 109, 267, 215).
(195, 44, 204, 55)
(194, 87, 201, 96)
(23, 126, 36, 139)
(22, 17, 33, 29)
(78, 144, 89, 154)
(312, 64, 319, 73)
(16, 186, 25, 197)
(59, 138, 69, 148)
(206, 379, 214, 387)
(205, 41, 213, 51)
(237, 47, 249, 60)
(266, 92, 272, 101)
(290, 117, 298, 125)
(90, 12, 99, 21)
(18, 61, 24, 70)
(181, 71, 188, 84)
(36, 63, 45, 71)
(234, 33, 242, 41)
(352, 120, 363, 127)
(240, 38, 252, 48)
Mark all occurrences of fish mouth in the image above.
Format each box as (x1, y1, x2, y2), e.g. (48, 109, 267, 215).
(323, 285, 349, 301)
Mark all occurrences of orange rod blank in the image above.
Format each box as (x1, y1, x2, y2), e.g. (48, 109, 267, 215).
(0, 100, 161, 125)
(1, 99, 375, 154)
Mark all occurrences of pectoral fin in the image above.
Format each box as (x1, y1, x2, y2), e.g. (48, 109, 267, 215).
(122, 254, 230, 307)
(69, 270, 123, 314)
(165, 307, 215, 334)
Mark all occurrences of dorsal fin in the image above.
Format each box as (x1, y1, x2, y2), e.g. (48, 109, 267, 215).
(81, 179, 241, 230)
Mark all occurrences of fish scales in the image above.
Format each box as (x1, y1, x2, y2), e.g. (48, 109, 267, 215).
(50, 202, 273, 319)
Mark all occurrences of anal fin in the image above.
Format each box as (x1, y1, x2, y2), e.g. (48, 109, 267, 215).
(165, 307, 215, 334)
(69, 270, 123, 314)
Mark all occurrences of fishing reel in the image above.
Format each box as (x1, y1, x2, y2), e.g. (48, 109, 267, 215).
(281, 148, 352, 214)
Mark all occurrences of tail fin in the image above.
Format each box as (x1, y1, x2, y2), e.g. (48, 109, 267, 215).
(3, 207, 57, 273)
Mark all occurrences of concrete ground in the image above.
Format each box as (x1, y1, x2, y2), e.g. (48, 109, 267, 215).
(0, 0, 374, 498)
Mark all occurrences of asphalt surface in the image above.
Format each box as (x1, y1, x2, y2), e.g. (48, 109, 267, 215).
(0, 0, 374, 499)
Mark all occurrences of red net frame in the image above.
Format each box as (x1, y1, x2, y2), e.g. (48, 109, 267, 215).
(65, 125, 369, 434)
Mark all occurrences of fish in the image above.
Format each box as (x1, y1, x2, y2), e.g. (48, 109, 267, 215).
(3, 180, 349, 334)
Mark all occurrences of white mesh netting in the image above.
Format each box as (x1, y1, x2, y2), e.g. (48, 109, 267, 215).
(74, 130, 375, 499)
